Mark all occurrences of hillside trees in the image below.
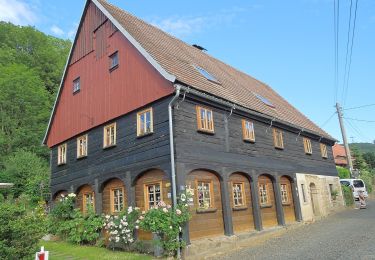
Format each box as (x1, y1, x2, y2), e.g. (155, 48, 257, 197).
(0, 22, 71, 201)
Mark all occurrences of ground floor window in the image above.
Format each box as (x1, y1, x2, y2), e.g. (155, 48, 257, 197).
(83, 192, 95, 212)
(145, 183, 161, 210)
(301, 184, 307, 203)
(197, 181, 212, 209)
(280, 184, 289, 204)
(259, 184, 269, 205)
(111, 188, 124, 213)
(232, 182, 245, 207)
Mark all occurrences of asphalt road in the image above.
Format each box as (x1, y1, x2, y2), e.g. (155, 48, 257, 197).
(218, 200, 375, 260)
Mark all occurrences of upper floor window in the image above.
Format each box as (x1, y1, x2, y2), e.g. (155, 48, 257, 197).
(145, 183, 162, 210)
(197, 181, 213, 209)
(320, 143, 328, 158)
(103, 123, 116, 148)
(303, 137, 312, 155)
(111, 187, 124, 213)
(242, 119, 255, 142)
(57, 143, 67, 165)
(109, 51, 119, 71)
(77, 135, 88, 158)
(280, 184, 289, 204)
(196, 106, 214, 133)
(232, 182, 245, 207)
(137, 108, 153, 136)
(73, 77, 80, 93)
(273, 128, 284, 149)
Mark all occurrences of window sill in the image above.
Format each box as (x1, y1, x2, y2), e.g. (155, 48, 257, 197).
(305, 152, 312, 155)
(197, 129, 215, 135)
(274, 146, 284, 150)
(243, 139, 255, 143)
(103, 144, 116, 150)
(57, 162, 66, 166)
(109, 64, 119, 72)
(196, 208, 217, 214)
(137, 132, 154, 139)
(73, 89, 80, 95)
(282, 202, 292, 206)
(260, 204, 273, 208)
(77, 155, 87, 160)
(232, 206, 248, 211)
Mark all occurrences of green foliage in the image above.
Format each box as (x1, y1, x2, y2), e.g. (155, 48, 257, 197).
(140, 192, 192, 256)
(330, 189, 339, 200)
(363, 152, 375, 169)
(360, 169, 373, 194)
(337, 166, 350, 179)
(0, 22, 71, 94)
(0, 199, 47, 260)
(49, 194, 104, 245)
(0, 150, 49, 202)
(350, 143, 375, 154)
(341, 185, 354, 206)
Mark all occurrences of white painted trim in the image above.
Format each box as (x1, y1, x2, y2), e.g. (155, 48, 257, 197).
(43, 0, 176, 145)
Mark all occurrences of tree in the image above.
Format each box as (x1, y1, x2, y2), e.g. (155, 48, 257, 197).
(363, 152, 375, 169)
(0, 150, 50, 202)
(0, 64, 51, 161)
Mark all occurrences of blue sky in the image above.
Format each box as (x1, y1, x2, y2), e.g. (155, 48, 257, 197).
(1, 0, 374, 144)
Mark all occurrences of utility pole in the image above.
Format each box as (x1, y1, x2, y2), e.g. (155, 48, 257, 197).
(336, 103, 354, 178)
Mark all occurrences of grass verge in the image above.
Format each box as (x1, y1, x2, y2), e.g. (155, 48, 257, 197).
(38, 240, 151, 260)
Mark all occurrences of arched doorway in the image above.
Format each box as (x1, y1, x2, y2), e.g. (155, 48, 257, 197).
(229, 173, 254, 233)
(135, 169, 171, 240)
(309, 183, 320, 217)
(258, 175, 278, 228)
(186, 169, 224, 240)
(102, 178, 127, 215)
(53, 190, 68, 203)
(280, 176, 296, 223)
(76, 184, 95, 213)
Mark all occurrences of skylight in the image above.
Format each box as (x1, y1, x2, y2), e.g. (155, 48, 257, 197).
(254, 93, 275, 108)
(194, 66, 220, 83)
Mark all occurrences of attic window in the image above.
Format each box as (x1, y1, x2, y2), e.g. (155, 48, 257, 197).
(254, 93, 275, 108)
(194, 66, 220, 84)
(109, 51, 119, 71)
(73, 77, 80, 93)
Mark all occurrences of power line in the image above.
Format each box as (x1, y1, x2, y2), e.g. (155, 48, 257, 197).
(343, 103, 375, 111)
(333, 0, 340, 104)
(342, 0, 359, 106)
(345, 118, 372, 142)
(320, 111, 337, 128)
(344, 117, 375, 123)
(342, 0, 353, 103)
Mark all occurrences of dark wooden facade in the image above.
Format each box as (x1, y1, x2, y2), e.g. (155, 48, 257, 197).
(48, 0, 339, 245)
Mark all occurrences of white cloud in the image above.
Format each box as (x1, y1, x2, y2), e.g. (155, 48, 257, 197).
(0, 0, 37, 25)
(51, 25, 64, 36)
(149, 7, 248, 38)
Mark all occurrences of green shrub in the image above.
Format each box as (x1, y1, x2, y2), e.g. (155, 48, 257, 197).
(0, 199, 47, 260)
(341, 185, 354, 206)
(140, 191, 192, 256)
(337, 166, 350, 179)
(48, 193, 103, 245)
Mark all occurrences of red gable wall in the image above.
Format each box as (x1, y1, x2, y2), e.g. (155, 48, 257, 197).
(46, 3, 174, 147)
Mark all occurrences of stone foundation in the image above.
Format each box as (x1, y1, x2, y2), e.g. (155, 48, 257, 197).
(296, 173, 344, 221)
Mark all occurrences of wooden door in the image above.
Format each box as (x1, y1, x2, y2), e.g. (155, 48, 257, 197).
(229, 173, 254, 233)
(280, 176, 296, 223)
(187, 170, 224, 240)
(258, 175, 278, 228)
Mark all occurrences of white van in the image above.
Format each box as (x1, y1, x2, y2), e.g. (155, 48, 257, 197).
(340, 179, 368, 200)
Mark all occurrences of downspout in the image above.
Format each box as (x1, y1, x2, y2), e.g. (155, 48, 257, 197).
(168, 85, 181, 258)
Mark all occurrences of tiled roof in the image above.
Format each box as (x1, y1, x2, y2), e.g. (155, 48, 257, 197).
(97, 0, 332, 139)
(333, 144, 348, 166)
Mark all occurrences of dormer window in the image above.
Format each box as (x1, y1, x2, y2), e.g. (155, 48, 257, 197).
(194, 65, 220, 84)
(109, 51, 119, 71)
(254, 93, 275, 108)
(73, 77, 80, 93)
